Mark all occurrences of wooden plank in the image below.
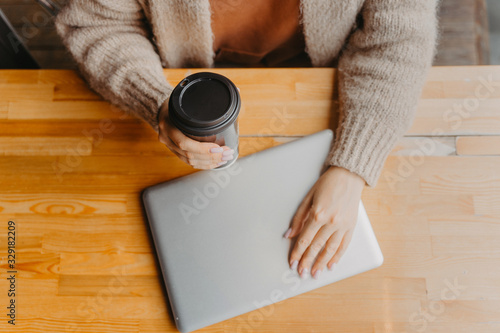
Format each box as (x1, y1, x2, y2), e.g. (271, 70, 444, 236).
(426, 275, 500, 301)
(39, 70, 102, 100)
(369, 215, 430, 237)
(456, 136, 500, 155)
(239, 100, 335, 136)
(9, 278, 59, 297)
(0, 235, 42, 253)
(8, 296, 168, 319)
(421, 80, 445, 98)
(0, 193, 128, 215)
(42, 231, 152, 253)
(0, 213, 146, 234)
(363, 178, 422, 195)
(429, 215, 500, 236)
(425, 66, 500, 81)
(8, 101, 135, 120)
(13, 319, 142, 333)
(0, 83, 54, 101)
(0, 137, 293, 175)
(367, 193, 475, 216)
(382, 156, 500, 195)
(162, 68, 337, 91)
(58, 275, 160, 297)
(0, 136, 93, 156)
(392, 137, 456, 156)
(432, 236, 500, 256)
(0, 68, 499, 135)
(0, 70, 39, 83)
(294, 82, 335, 100)
(420, 173, 500, 195)
(0, 251, 61, 277)
(139, 320, 196, 333)
(228, 297, 422, 323)
(226, 321, 374, 333)
(411, 99, 500, 135)
(0, 173, 182, 194)
(0, 101, 8, 118)
(374, 322, 500, 333)
(59, 253, 157, 275)
(375, 255, 500, 279)
(0, 121, 155, 140)
(0, 155, 205, 175)
(473, 195, 500, 215)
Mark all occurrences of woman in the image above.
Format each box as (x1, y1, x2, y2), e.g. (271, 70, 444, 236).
(55, 0, 438, 279)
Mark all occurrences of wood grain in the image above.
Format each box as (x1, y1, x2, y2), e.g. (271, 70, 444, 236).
(0, 67, 499, 333)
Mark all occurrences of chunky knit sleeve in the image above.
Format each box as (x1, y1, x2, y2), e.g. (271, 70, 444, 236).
(55, 0, 172, 131)
(328, 0, 438, 187)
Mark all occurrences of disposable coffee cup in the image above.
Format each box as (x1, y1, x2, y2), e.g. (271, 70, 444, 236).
(168, 72, 241, 169)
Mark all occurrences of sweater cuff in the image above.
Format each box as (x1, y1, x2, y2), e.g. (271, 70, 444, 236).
(328, 113, 400, 188)
(121, 69, 173, 132)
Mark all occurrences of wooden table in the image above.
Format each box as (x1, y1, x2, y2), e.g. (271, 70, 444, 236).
(1, 67, 500, 332)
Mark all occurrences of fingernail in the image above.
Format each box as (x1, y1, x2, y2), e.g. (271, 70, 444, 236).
(217, 161, 228, 166)
(313, 270, 322, 279)
(210, 147, 224, 153)
(290, 260, 298, 270)
(222, 149, 234, 156)
(328, 263, 335, 271)
(222, 155, 234, 161)
(283, 228, 292, 239)
(300, 268, 309, 279)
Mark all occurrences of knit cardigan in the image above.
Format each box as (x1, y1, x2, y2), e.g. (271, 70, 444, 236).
(55, 0, 438, 187)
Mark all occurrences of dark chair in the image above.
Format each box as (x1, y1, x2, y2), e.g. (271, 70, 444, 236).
(36, 0, 61, 17)
(0, 9, 40, 69)
(434, 0, 490, 65)
(0, 1, 60, 69)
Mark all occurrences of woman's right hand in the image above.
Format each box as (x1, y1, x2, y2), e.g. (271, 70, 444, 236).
(158, 99, 235, 169)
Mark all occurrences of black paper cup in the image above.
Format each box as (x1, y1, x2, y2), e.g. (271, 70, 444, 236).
(168, 72, 241, 169)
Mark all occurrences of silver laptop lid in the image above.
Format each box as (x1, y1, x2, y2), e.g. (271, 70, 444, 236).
(142, 130, 383, 333)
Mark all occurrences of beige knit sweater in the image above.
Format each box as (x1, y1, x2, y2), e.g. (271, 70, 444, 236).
(55, 0, 438, 187)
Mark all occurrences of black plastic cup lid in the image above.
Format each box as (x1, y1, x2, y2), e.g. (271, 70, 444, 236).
(168, 72, 241, 137)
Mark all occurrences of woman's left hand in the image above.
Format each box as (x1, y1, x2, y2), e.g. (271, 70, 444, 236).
(284, 166, 365, 279)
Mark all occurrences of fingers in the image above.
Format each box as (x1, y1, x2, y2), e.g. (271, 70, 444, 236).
(166, 124, 216, 155)
(311, 230, 344, 277)
(287, 203, 356, 279)
(327, 229, 354, 269)
(288, 209, 330, 277)
(170, 148, 223, 170)
(162, 134, 228, 167)
(299, 225, 340, 279)
(159, 119, 235, 168)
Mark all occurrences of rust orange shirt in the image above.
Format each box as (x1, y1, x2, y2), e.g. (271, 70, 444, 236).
(210, 0, 312, 67)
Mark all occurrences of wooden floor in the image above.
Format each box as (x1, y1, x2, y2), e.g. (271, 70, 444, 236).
(0, 0, 491, 68)
(0, 67, 499, 332)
